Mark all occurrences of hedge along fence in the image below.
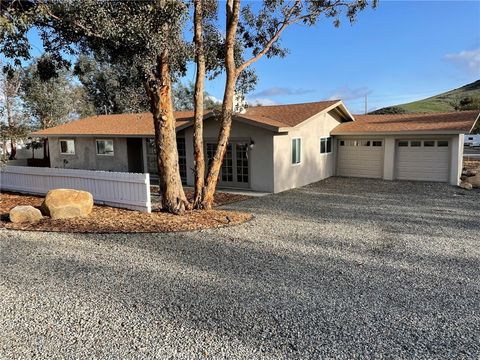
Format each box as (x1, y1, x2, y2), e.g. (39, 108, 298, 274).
(0, 166, 151, 213)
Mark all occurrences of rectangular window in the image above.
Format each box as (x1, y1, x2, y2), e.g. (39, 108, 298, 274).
(372, 140, 383, 147)
(320, 137, 332, 154)
(96, 140, 114, 155)
(423, 140, 435, 147)
(339, 140, 345, 146)
(398, 141, 409, 147)
(60, 139, 75, 154)
(292, 138, 301, 164)
(410, 140, 421, 147)
(437, 140, 449, 147)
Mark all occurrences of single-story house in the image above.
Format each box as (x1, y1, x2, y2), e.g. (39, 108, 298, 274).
(31, 100, 479, 193)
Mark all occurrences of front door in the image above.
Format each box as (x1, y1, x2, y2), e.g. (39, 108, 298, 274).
(206, 141, 250, 188)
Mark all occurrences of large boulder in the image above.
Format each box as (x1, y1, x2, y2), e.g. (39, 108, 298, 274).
(41, 189, 94, 219)
(9, 205, 43, 224)
(466, 174, 480, 189)
(459, 181, 473, 190)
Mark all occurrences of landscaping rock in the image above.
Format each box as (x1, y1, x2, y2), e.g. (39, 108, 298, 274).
(41, 189, 93, 219)
(9, 205, 43, 224)
(462, 169, 477, 177)
(459, 181, 473, 190)
(466, 174, 480, 189)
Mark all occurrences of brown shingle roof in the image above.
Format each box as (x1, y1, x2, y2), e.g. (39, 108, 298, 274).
(241, 100, 341, 127)
(31, 111, 197, 136)
(31, 100, 345, 136)
(331, 111, 479, 135)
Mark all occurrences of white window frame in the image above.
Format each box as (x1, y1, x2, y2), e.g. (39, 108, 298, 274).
(291, 137, 302, 165)
(96, 139, 115, 156)
(320, 136, 332, 155)
(59, 139, 75, 155)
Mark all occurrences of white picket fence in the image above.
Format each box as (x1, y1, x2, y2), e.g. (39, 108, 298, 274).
(0, 166, 151, 213)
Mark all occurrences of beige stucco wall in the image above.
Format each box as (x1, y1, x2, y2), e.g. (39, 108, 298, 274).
(272, 110, 342, 193)
(49, 136, 129, 172)
(183, 118, 275, 192)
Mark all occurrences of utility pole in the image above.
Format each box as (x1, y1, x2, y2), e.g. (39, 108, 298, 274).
(364, 94, 368, 115)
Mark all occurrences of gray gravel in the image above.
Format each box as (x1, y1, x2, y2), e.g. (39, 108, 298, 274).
(1, 177, 479, 359)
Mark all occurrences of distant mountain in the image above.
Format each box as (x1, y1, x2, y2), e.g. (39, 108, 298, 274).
(371, 80, 480, 114)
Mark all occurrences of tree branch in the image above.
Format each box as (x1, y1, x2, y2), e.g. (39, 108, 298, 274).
(236, 0, 347, 74)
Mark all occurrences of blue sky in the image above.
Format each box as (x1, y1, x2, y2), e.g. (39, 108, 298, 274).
(199, 0, 480, 113)
(5, 1, 480, 114)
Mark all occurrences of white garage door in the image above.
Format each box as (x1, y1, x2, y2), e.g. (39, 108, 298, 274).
(337, 139, 384, 178)
(395, 140, 450, 182)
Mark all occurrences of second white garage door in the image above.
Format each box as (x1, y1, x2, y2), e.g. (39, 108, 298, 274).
(395, 140, 450, 182)
(337, 139, 384, 178)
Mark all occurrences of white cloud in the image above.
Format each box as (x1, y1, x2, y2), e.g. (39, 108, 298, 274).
(444, 48, 480, 75)
(253, 87, 314, 97)
(206, 94, 222, 104)
(247, 97, 279, 106)
(327, 86, 371, 101)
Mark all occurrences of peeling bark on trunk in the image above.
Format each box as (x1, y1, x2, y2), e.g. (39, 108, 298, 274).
(144, 53, 189, 214)
(192, 0, 206, 209)
(201, 0, 240, 209)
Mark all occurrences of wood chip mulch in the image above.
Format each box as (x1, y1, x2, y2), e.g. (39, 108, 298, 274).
(0, 192, 252, 234)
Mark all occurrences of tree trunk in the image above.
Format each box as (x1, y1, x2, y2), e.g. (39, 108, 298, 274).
(8, 139, 16, 160)
(192, 0, 206, 209)
(201, 0, 240, 209)
(144, 53, 189, 214)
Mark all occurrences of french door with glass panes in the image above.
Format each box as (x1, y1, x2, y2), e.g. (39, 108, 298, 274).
(205, 141, 249, 188)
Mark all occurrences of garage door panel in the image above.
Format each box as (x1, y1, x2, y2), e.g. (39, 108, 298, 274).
(395, 140, 449, 182)
(337, 140, 384, 178)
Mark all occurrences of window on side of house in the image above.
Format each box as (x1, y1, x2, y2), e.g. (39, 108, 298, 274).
(398, 141, 409, 147)
(320, 137, 332, 154)
(60, 139, 75, 154)
(423, 140, 435, 147)
(96, 139, 114, 156)
(437, 140, 449, 147)
(372, 140, 383, 147)
(410, 140, 421, 147)
(292, 138, 301, 165)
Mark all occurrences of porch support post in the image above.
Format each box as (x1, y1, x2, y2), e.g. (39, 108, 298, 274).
(450, 134, 463, 186)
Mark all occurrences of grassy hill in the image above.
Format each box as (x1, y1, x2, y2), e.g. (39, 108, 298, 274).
(371, 80, 480, 114)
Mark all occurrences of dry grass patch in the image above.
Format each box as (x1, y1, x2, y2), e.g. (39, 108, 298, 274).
(0, 192, 252, 233)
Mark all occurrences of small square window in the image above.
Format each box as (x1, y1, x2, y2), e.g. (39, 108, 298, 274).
(339, 140, 345, 146)
(424, 140, 435, 147)
(60, 139, 75, 154)
(410, 141, 421, 147)
(437, 141, 449, 147)
(398, 141, 409, 147)
(372, 141, 383, 147)
(96, 140, 114, 155)
(320, 137, 332, 154)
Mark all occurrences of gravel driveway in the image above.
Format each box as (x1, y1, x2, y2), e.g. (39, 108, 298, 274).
(1, 177, 479, 359)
